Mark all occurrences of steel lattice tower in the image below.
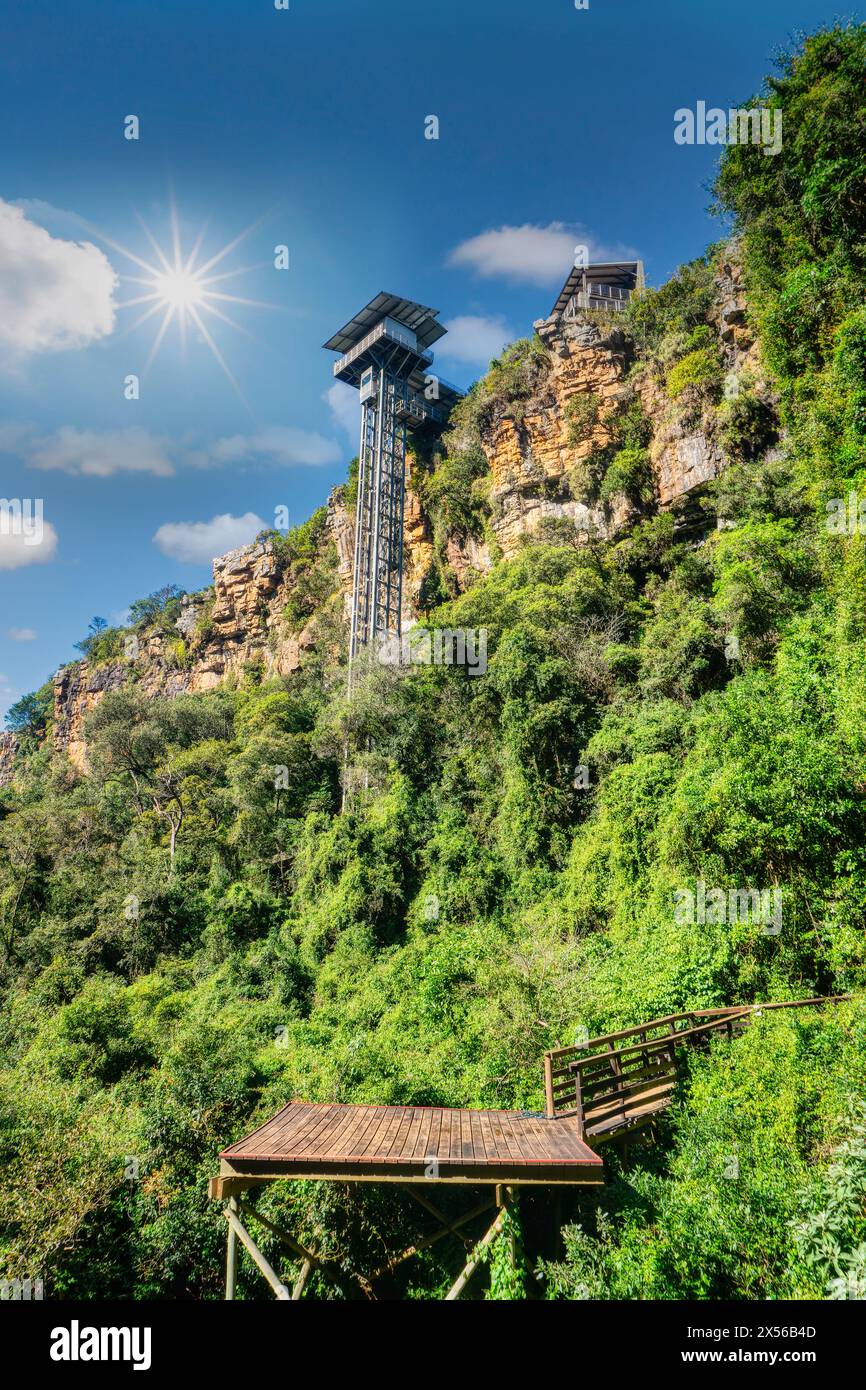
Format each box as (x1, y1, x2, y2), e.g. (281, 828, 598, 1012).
(324, 294, 461, 673)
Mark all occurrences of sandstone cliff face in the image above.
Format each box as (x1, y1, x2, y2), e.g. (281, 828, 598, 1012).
(43, 244, 768, 774)
(470, 246, 762, 533)
(0, 732, 18, 788)
(52, 535, 325, 772)
(633, 244, 763, 507)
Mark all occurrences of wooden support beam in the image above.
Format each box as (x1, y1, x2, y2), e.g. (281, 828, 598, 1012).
(292, 1259, 313, 1301)
(209, 1174, 263, 1201)
(240, 1203, 319, 1265)
(239, 1201, 347, 1297)
(444, 1206, 509, 1301)
(224, 1207, 290, 1300)
(401, 1185, 480, 1249)
(225, 1196, 238, 1301)
(369, 1194, 496, 1279)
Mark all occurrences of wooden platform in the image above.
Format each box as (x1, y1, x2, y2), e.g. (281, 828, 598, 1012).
(214, 1100, 604, 1192)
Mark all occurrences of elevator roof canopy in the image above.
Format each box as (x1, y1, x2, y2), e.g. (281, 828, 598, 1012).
(323, 292, 447, 354)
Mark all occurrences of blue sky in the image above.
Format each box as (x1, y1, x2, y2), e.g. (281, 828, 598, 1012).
(0, 0, 853, 717)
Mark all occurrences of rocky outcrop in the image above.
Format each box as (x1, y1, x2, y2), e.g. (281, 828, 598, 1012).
(52, 533, 332, 772)
(486, 315, 630, 556)
(0, 731, 18, 789)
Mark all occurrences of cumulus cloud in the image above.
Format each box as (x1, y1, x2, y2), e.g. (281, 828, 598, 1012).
(441, 315, 512, 367)
(6, 627, 37, 641)
(212, 426, 341, 469)
(153, 512, 266, 565)
(325, 382, 359, 441)
(0, 198, 117, 358)
(447, 222, 637, 288)
(28, 426, 175, 477)
(0, 517, 58, 571)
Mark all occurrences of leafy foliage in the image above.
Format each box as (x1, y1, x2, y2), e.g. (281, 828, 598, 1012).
(1, 24, 866, 1303)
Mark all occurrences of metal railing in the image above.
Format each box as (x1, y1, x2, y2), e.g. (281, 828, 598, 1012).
(334, 319, 431, 377)
(564, 283, 632, 316)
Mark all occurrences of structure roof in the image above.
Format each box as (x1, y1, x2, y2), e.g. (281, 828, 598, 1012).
(323, 292, 447, 354)
(551, 259, 644, 317)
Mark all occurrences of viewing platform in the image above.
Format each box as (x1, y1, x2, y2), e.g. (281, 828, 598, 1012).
(551, 258, 645, 320)
(212, 1100, 603, 1194)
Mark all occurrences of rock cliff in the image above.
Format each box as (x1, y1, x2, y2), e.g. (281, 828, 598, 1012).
(15, 244, 768, 780)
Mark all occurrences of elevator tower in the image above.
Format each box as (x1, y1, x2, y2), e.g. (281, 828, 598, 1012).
(324, 293, 461, 671)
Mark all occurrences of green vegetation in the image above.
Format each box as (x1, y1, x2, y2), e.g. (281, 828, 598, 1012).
(666, 345, 724, 400)
(2, 25, 866, 1301)
(3, 683, 54, 742)
(266, 507, 338, 634)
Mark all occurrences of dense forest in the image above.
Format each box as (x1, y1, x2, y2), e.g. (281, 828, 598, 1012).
(2, 26, 866, 1300)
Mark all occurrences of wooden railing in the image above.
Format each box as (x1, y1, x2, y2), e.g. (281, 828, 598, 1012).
(543, 997, 850, 1143)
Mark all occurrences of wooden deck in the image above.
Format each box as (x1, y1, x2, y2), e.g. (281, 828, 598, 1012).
(215, 1100, 604, 1192)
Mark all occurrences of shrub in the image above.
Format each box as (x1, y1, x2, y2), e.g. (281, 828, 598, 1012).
(666, 346, 724, 400)
(565, 391, 600, 447)
(599, 446, 653, 507)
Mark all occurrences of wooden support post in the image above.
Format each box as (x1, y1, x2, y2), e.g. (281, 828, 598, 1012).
(225, 1196, 238, 1301)
(508, 1188, 520, 1274)
(573, 1065, 585, 1137)
(444, 1206, 509, 1301)
(224, 1206, 290, 1300)
(552, 1188, 563, 1261)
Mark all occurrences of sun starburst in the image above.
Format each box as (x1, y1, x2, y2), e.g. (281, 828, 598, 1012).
(102, 201, 276, 401)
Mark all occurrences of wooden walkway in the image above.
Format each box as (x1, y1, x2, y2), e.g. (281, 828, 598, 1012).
(543, 996, 849, 1143)
(214, 1100, 603, 1193)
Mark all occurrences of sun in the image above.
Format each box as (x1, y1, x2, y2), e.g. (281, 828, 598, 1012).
(153, 268, 207, 310)
(99, 200, 276, 399)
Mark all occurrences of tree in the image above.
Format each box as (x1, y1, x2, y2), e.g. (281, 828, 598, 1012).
(4, 684, 53, 737)
(128, 585, 185, 630)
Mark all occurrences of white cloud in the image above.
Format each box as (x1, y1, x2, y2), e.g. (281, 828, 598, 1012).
(447, 222, 637, 288)
(6, 627, 37, 641)
(153, 512, 266, 565)
(212, 426, 341, 469)
(29, 426, 175, 477)
(0, 198, 117, 358)
(0, 520, 58, 571)
(441, 315, 512, 367)
(326, 382, 359, 441)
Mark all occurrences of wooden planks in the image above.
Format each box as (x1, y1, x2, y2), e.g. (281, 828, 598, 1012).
(218, 1102, 604, 1186)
